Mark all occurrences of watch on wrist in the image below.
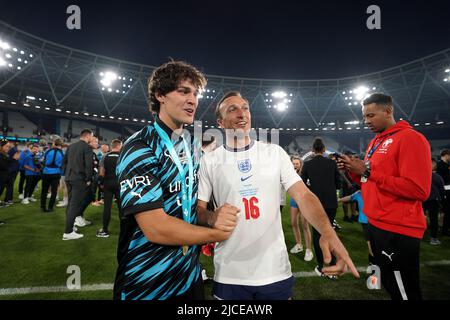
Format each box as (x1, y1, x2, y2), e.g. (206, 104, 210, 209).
(362, 161, 371, 178)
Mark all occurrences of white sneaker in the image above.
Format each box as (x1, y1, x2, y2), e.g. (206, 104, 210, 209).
(304, 249, 314, 261)
(18, 194, 24, 200)
(290, 243, 304, 254)
(28, 197, 36, 202)
(62, 231, 84, 241)
(74, 216, 92, 227)
(56, 201, 68, 208)
(21, 198, 30, 205)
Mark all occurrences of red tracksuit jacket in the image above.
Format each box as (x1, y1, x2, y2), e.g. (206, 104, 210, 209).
(349, 120, 431, 239)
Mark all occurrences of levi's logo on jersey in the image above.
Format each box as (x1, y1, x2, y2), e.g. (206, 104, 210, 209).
(120, 176, 151, 193)
(237, 159, 252, 173)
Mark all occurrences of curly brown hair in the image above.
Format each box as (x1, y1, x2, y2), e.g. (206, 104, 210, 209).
(147, 60, 207, 114)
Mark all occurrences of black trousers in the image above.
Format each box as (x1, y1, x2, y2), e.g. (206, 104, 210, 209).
(102, 181, 120, 231)
(79, 183, 95, 218)
(4, 171, 18, 202)
(368, 223, 422, 300)
(312, 208, 337, 270)
(423, 200, 440, 238)
(65, 181, 91, 233)
(40, 174, 61, 210)
(97, 176, 104, 201)
(442, 190, 450, 234)
(0, 177, 6, 200)
(18, 170, 26, 195)
(24, 175, 40, 198)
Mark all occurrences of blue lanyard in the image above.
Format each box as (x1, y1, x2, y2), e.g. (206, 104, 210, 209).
(365, 133, 395, 160)
(154, 122, 194, 223)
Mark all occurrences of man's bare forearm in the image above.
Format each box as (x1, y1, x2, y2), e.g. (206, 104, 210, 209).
(197, 205, 214, 227)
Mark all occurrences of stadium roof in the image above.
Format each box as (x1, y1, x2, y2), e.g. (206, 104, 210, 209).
(1, 20, 449, 131)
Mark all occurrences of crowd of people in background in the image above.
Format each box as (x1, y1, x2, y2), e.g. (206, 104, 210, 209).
(0, 134, 123, 236)
(0, 133, 449, 247)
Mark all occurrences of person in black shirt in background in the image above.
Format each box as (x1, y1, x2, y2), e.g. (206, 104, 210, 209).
(4, 142, 20, 205)
(62, 129, 94, 240)
(0, 140, 15, 215)
(96, 139, 122, 238)
(423, 158, 446, 245)
(301, 138, 341, 278)
(436, 149, 450, 236)
(74, 136, 100, 228)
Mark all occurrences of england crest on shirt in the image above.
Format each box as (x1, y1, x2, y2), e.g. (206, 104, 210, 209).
(237, 159, 252, 173)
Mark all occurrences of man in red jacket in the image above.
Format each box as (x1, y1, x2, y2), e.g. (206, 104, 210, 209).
(338, 93, 431, 300)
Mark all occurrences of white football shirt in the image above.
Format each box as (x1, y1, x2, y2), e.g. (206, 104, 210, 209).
(198, 140, 301, 285)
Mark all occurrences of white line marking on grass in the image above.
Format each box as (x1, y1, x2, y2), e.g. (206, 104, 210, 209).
(0, 283, 113, 296)
(1, 260, 450, 296)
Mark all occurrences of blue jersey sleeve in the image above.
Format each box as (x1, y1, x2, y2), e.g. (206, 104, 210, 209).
(116, 139, 164, 217)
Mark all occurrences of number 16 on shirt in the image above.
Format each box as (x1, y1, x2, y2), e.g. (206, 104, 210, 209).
(242, 197, 260, 220)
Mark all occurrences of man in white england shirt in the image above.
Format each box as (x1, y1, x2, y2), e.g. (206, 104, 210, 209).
(197, 91, 359, 300)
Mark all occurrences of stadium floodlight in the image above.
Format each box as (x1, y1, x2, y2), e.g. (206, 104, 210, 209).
(266, 90, 293, 111)
(0, 40, 10, 50)
(425, 122, 430, 126)
(446, 69, 450, 73)
(23, 103, 30, 107)
(272, 91, 287, 99)
(45, 107, 50, 111)
(5, 53, 11, 59)
(0, 57, 6, 67)
(345, 120, 360, 125)
(353, 86, 370, 100)
(56, 108, 62, 112)
(342, 85, 376, 103)
(437, 121, 444, 125)
(275, 103, 288, 111)
(11, 101, 16, 105)
(100, 71, 118, 87)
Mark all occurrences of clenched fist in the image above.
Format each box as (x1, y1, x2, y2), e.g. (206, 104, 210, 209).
(208, 203, 240, 232)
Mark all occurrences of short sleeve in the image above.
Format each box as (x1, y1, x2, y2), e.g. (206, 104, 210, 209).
(198, 154, 213, 203)
(116, 140, 164, 217)
(278, 145, 302, 190)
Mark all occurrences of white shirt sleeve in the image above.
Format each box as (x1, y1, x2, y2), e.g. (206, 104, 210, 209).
(278, 145, 302, 190)
(198, 154, 213, 203)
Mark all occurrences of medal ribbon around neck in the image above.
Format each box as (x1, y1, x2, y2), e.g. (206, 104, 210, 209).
(154, 122, 194, 224)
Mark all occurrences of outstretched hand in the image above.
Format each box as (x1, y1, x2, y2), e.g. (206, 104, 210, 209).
(319, 230, 360, 278)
